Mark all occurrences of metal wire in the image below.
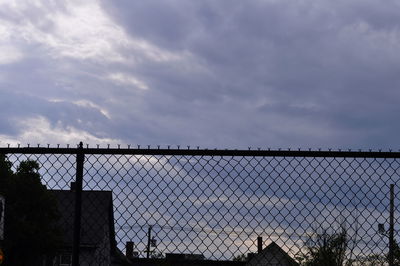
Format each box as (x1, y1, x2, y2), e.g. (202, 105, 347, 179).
(1, 146, 399, 265)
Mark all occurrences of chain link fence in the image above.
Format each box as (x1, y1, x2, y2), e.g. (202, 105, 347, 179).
(0, 145, 399, 265)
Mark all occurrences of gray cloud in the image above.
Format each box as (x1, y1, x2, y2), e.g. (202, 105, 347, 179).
(0, 0, 400, 149)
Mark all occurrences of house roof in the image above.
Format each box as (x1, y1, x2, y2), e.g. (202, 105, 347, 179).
(50, 189, 116, 248)
(246, 242, 299, 266)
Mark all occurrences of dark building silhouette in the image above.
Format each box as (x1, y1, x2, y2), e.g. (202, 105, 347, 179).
(246, 242, 298, 266)
(49, 187, 127, 266)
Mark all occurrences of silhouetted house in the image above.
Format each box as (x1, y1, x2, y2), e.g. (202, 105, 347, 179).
(50, 188, 127, 266)
(0, 194, 4, 242)
(246, 242, 298, 266)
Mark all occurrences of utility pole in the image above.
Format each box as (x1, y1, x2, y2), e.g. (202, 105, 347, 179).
(389, 184, 394, 266)
(146, 225, 152, 259)
(378, 184, 396, 266)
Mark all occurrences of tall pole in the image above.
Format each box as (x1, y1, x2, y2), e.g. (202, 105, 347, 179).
(72, 142, 84, 266)
(147, 225, 152, 259)
(257, 236, 263, 253)
(389, 184, 394, 266)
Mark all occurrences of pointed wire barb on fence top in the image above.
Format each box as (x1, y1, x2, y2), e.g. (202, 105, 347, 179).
(3, 143, 400, 155)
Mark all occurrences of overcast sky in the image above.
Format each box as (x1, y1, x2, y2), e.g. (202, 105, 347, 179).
(1, 0, 400, 149)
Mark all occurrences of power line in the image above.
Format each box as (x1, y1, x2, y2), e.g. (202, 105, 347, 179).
(118, 223, 312, 240)
(116, 223, 391, 249)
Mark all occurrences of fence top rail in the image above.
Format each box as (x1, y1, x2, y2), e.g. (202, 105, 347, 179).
(0, 146, 400, 158)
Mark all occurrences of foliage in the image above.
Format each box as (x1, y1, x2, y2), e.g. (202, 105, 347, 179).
(296, 226, 348, 266)
(232, 253, 247, 261)
(0, 155, 61, 266)
(355, 254, 386, 266)
(150, 250, 165, 259)
(389, 240, 400, 266)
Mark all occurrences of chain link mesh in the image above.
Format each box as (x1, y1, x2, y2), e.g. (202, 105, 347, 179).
(1, 148, 399, 265)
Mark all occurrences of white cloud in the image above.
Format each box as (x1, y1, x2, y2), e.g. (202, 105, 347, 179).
(72, 99, 111, 119)
(108, 73, 149, 90)
(0, 0, 186, 64)
(0, 23, 11, 41)
(0, 21, 23, 64)
(0, 45, 23, 64)
(45, 0, 127, 61)
(47, 98, 111, 119)
(0, 116, 120, 146)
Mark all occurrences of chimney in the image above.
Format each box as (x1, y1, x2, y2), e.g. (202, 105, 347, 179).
(257, 236, 263, 253)
(126, 241, 134, 259)
(70, 182, 76, 191)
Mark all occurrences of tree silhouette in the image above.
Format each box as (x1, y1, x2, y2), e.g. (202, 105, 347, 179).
(388, 240, 400, 266)
(296, 226, 347, 266)
(232, 253, 247, 262)
(0, 155, 61, 266)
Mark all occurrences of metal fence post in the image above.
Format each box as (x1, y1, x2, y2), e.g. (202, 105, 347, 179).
(72, 142, 84, 266)
(389, 184, 395, 266)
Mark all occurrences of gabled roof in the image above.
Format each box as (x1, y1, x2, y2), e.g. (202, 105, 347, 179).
(50, 190, 116, 248)
(247, 242, 299, 266)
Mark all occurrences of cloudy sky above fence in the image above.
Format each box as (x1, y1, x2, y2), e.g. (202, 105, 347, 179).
(1, 0, 400, 149)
